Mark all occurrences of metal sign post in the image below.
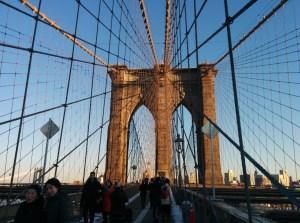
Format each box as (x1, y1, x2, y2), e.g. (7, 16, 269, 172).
(40, 119, 59, 184)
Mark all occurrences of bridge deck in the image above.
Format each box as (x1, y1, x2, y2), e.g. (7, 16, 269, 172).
(2, 184, 300, 222)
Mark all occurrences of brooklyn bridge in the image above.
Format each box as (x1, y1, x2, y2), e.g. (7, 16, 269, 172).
(0, 0, 299, 222)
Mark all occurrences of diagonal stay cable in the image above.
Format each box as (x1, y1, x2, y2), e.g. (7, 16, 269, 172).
(215, 0, 288, 66)
(163, 0, 171, 65)
(170, 0, 259, 69)
(203, 114, 300, 209)
(19, 0, 115, 71)
(138, 0, 159, 65)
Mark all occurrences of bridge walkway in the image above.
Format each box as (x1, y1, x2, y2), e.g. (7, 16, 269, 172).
(74, 186, 181, 223)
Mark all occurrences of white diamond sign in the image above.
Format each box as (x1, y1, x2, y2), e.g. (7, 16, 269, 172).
(40, 119, 59, 139)
(201, 121, 218, 139)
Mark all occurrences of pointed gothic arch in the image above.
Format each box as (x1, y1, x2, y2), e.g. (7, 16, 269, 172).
(105, 64, 223, 185)
(126, 105, 156, 183)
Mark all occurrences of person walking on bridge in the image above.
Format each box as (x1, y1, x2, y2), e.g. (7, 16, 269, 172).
(44, 178, 71, 223)
(139, 178, 149, 208)
(102, 180, 114, 223)
(149, 177, 163, 222)
(110, 182, 131, 223)
(160, 178, 172, 223)
(80, 171, 102, 223)
(15, 184, 44, 223)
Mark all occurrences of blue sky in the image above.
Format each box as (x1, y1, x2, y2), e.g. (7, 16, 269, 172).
(0, 0, 299, 184)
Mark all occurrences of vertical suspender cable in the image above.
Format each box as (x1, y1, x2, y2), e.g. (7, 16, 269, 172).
(223, 0, 252, 221)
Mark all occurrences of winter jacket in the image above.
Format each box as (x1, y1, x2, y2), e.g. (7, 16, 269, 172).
(111, 187, 128, 215)
(102, 186, 114, 213)
(139, 183, 148, 196)
(15, 198, 44, 223)
(44, 192, 70, 223)
(81, 179, 102, 208)
(149, 181, 161, 205)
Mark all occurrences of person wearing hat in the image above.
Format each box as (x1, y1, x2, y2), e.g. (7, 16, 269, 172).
(15, 184, 44, 223)
(44, 178, 70, 223)
(80, 171, 102, 223)
(110, 182, 131, 223)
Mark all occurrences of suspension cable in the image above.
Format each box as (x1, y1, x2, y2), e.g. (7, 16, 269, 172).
(19, 0, 113, 69)
(138, 0, 159, 65)
(163, 0, 171, 66)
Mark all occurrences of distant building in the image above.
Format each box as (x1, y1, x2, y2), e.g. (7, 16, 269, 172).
(143, 161, 153, 179)
(273, 170, 290, 187)
(72, 180, 81, 185)
(240, 174, 255, 186)
(255, 175, 271, 187)
(289, 176, 293, 187)
(189, 172, 197, 184)
(254, 170, 271, 187)
(224, 170, 236, 185)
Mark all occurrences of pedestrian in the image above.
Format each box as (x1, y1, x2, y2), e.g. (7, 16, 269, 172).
(80, 171, 102, 223)
(44, 178, 70, 223)
(110, 182, 131, 223)
(139, 178, 148, 208)
(102, 180, 114, 223)
(15, 184, 44, 223)
(149, 177, 162, 222)
(148, 178, 155, 208)
(160, 178, 172, 223)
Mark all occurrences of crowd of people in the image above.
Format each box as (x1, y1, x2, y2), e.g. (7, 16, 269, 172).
(14, 172, 131, 223)
(14, 173, 172, 223)
(15, 178, 70, 223)
(80, 171, 131, 223)
(140, 177, 172, 223)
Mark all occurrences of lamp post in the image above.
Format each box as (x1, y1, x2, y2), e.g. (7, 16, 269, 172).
(40, 118, 59, 184)
(131, 165, 137, 182)
(175, 134, 184, 187)
(202, 121, 218, 200)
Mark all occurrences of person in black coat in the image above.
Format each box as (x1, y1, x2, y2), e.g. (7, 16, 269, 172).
(149, 177, 163, 221)
(110, 183, 130, 223)
(139, 178, 148, 208)
(44, 178, 70, 223)
(15, 184, 44, 223)
(80, 171, 102, 223)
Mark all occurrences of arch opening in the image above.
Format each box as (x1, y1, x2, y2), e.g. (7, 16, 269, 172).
(172, 104, 198, 186)
(127, 105, 156, 183)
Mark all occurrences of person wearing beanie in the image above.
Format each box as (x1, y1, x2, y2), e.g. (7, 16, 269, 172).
(110, 183, 131, 223)
(15, 184, 44, 223)
(80, 171, 103, 223)
(44, 178, 71, 223)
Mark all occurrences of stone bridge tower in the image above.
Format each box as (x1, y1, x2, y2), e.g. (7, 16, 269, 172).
(105, 64, 223, 185)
